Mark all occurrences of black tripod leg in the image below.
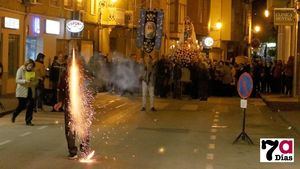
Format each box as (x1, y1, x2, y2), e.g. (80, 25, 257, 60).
(233, 132, 243, 144)
(244, 133, 254, 144)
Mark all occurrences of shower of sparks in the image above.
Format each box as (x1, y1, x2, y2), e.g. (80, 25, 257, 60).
(69, 49, 95, 159)
(79, 151, 95, 163)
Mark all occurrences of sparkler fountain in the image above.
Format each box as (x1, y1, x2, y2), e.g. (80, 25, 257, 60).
(69, 49, 95, 162)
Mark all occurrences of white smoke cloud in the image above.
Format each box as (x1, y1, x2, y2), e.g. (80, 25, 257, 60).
(88, 51, 143, 93)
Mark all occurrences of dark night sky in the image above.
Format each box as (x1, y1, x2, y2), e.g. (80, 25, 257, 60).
(252, 0, 276, 42)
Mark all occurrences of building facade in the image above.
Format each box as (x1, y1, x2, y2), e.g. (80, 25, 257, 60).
(208, 0, 248, 61)
(0, 0, 134, 94)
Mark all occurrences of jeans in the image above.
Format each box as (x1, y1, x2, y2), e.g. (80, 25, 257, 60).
(142, 81, 154, 108)
(64, 110, 90, 156)
(13, 88, 34, 124)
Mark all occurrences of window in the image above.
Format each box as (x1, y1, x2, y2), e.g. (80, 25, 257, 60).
(90, 0, 96, 15)
(8, 34, 20, 77)
(4, 17, 20, 30)
(50, 0, 60, 7)
(76, 0, 84, 10)
(64, 0, 73, 8)
(45, 19, 60, 35)
(26, 37, 37, 60)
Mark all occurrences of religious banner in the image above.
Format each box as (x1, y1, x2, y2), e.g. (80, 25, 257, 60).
(136, 9, 164, 53)
(155, 10, 164, 51)
(136, 10, 146, 49)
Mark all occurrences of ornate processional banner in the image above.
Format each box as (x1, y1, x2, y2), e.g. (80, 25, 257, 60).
(136, 9, 164, 54)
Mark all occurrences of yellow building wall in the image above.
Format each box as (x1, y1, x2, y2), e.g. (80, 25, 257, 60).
(209, 0, 232, 46)
(84, 0, 99, 24)
(209, 0, 222, 48)
(221, 0, 232, 41)
(0, 0, 24, 12)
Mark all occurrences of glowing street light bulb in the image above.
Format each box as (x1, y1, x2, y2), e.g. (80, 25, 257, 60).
(111, 0, 117, 4)
(254, 25, 261, 33)
(264, 9, 270, 17)
(158, 147, 165, 154)
(215, 22, 222, 30)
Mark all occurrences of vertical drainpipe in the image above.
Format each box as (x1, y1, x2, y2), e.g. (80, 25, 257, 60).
(291, 0, 298, 97)
(23, 5, 29, 63)
(246, 1, 252, 60)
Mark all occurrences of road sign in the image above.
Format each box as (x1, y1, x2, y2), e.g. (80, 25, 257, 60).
(237, 72, 253, 99)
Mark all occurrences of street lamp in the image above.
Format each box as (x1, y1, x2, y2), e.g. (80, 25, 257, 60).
(111, 0, 117, 4)
(264, 9, 270, 17)
(254, 25, 261, 33)
(215, 22, 222, 30)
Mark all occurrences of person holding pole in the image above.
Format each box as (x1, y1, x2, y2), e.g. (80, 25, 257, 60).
(141, 54, 157, 112)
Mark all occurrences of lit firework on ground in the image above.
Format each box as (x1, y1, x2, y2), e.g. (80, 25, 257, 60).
(69, 49, 95, 161)
(79, 150, 95, 163)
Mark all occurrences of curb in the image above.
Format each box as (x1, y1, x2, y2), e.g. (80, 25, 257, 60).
(261, 96, 300, 111)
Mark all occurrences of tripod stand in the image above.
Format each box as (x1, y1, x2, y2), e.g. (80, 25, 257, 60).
(233, 108, 253, 144)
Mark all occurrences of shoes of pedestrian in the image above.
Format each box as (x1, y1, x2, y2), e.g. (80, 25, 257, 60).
(151, 107, 157, 112)
(141, 107, 146, 111)
(26, 122, 34, 126)
(68, 154, 78, 160)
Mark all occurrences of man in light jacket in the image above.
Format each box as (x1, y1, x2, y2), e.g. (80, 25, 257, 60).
(141, 55, 157, 112)
(12, 59, 38, 126)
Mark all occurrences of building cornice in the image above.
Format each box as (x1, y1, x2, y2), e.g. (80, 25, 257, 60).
(0, 7, 26, 15)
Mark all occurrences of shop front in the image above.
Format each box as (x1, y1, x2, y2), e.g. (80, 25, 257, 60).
(0, 8, 25, 95)
(26, 14, 65, 67)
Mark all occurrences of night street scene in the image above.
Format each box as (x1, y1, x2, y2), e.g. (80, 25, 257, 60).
(1, 0, 300, 169)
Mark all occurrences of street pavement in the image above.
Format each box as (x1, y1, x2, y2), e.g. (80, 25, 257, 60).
(0, 96, 18, 117)
(0, 93, 299, 169)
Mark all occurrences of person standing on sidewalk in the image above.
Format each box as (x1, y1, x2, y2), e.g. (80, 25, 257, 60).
(141, 54, 157, 112)
(12, 59, 38, 126)
(284, 56, 294, 96)
(34, 53, 46, 111)
(50, 53, 67, 111)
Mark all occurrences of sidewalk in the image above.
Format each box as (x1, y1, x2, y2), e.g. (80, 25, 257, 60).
(0, 95, 18, 118)
(260, 94, 300, 137)
(261, 94, 300, 111)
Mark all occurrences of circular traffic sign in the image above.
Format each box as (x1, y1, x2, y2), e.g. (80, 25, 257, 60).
(203, 37, 214, 47)
(237, 72, 253, 99)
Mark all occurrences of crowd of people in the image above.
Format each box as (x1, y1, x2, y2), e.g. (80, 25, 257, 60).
(88, 54, 296, 101)
(153, 56, 295, 99)
(251, 56, 295, 97)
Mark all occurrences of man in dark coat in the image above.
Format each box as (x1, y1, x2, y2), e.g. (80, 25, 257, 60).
(198, 61, 209, 101)
(54, 59, 90, 160)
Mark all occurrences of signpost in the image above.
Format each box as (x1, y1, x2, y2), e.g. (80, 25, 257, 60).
(66, 20, 84, 33)
(274, 8, 297, 26)
(233, 72, 254, 144)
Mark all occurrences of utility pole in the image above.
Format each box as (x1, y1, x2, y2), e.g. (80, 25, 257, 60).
(246, 1, 252, 59)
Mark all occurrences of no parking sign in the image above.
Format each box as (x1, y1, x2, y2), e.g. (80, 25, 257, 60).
(237, 72, 253, 99)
